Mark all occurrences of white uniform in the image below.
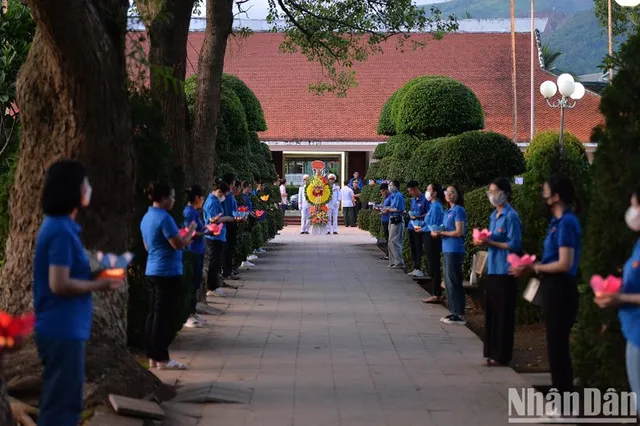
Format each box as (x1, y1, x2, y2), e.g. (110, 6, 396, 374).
(327, 183, 341, 233)
(298, 184, 310, 233)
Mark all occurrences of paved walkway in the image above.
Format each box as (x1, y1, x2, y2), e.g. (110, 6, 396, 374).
(155, 226, 529, 426)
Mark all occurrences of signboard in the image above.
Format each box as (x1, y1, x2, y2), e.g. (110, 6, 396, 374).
(311, 160, 326, 170)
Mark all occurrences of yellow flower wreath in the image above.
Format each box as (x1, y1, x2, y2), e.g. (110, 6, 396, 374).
(305, 175, 331, 206)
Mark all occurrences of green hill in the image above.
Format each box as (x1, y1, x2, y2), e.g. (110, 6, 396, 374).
(424, 0, 592, 19)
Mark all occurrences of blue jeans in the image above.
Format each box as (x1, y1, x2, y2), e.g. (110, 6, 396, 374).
(35, 333, 85, 426)
(443, 252, 465, 317)
(627, 341, 640, 410)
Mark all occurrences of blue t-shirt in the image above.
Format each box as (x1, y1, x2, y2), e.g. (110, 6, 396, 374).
(408, 194, 429, 230)
(183, 205, 205, 255)
(223, 194, 238, 217)
(33, 216, 93, 340)
(442, 205, 466, 253)
(242, 193, 253, 212)
(425, 200, 444, 230)
(541, 211, 581, 277)
(141, 207, 183, 276)
(487, 204, 522, 275)
(203, 194, 226, 242)
(389, 191, 405, 219)
(349, 177, 364, 190)
(381, 193, 392, 223)
(619, 240, 640, 348)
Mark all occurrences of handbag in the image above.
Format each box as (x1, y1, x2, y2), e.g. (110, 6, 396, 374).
(390, 215, 403, 225)
(523, 277, 543, 307)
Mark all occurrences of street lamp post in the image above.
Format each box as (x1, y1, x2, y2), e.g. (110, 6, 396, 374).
(608, 0, 640, 80)
(540, 74, 585, 155)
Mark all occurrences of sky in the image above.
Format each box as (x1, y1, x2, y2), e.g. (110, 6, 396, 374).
(191, 0, 449, 19)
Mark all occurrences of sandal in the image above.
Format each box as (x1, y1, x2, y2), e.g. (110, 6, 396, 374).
(158, 360, 187, 370)
(422, 296, 441, 304)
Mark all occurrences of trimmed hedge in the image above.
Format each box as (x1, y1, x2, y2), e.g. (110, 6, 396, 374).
(395, 76, 485, 138)
(386, 135, 426, 182)
(519, 131, 590, 257)
(572, 31, 640, 390)
(407, 131, 525, 191)
(221, 73, 267, 132)
(372, 142, 388, 160)
(377, 90, 400, 136)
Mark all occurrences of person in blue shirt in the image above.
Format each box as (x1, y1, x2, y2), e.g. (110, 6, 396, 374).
(34, 160, 124, 426)
(242, 181, 253, 212)
(183, 185, 207, 329)
(472, 178, 522, 366)
(382, 180, 405, 269)
(203, 180, 235, 298)
(421, 183, 445, 304)
(431, 184, 467, 325)
(348, 171, 364, 190)
(379, 183, 392, 260)
(407, 181, 430, 278)
(141, 182, 195, 370)
(512, 174, 580, 401)
(594, 187, 640, 408)
(221, 174, 242, 284)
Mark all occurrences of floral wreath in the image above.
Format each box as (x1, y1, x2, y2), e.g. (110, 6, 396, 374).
(304, 174, 331, 206)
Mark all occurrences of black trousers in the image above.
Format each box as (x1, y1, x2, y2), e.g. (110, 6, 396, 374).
(424, 235, 442, 297)
(343, 207, 355, 226)
(409, 229, 424, 269)
(222, 223, 238, 277)
(204, 238, 224, 291)
(483, 274, 517, 365)
(541, 273, 579, 394)
(145, 275, 181, 362)
(382, 221, 389, 254)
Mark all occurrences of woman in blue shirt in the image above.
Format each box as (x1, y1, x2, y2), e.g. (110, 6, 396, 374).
(34, 160, 123, 426)
(141, 182, 195, 370)
(431, 185, 466, 324)
(512, 175, 580, 400)
(407, 180, 429, 278)
(183, 185, 207, 329)
(595, 188, 640, 404)
(203, 180, 235, 297)
(473, 178, 522, 366)
(422, 183, 445, 304)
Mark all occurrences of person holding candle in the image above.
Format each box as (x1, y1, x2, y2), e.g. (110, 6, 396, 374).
(183, 184, 207, 329)
(473, 178, 522, 366)
(422, 183, 445, 304)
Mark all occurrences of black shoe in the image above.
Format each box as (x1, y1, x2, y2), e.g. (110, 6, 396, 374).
(232, 270, 239, 276)
(333, 232, 338, 235)
(300, 232, 305, 234)
(380, 256, 389, 260)
(223, 275, 240, 281)
(327, 232, 331, 235)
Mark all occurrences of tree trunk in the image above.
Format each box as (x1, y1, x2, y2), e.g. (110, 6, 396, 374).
(136, 0, 195, 178)
(510, 0, 518, 142)
(0, 1, 136, 421)
(0, 360, 12, 426)
(190, 0, 233, 191)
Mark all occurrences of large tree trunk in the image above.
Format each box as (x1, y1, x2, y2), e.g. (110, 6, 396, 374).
(0, 1, 157, 421)
(190, 0, 233, 190)
(137, 0, 195, 178)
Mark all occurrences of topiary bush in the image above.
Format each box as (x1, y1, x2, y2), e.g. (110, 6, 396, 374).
(373, 142, 388, 160)
(386, 135, 426, 182)
(519, 130, 590, 259)
(377, 90, 399, 136)
(221, 73, 267, 131)
(395, 76, 485, 138)
(572, 31, 640, 391)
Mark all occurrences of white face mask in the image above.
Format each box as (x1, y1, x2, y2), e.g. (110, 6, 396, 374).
(626, 206, 640, 231)
(489, 192, 506, 207)
(425, 191, 432, 200)
(81, 180, 92, 207)
(389, 185, 398, 192)
(218, 194, 226, 203)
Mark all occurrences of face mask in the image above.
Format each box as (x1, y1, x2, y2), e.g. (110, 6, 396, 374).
(626, 207, 640, 231)
(389, 185, 398, 193)
(81, 182, 92, 207)
(489, 192, 506, 207)
(425, 191, 432, 200)
(218, 194, 226, 203)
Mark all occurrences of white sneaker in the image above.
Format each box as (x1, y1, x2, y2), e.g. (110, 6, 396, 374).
(408, 269, 418, 276)
(157, 360, 187, 370)
(206, 290, 217, 296)
(247, 254, 259, 261)
(214, 288, 227, 297)
(443, 315, 466, 325)
(184, 317, 202, 328)
(254, 248, 266, 254)
(413, 270, 424, 277)
(240, 261, 255, 269)
(194, 314, 208, 324)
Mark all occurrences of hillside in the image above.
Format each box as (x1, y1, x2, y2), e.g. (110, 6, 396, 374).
(421, 0, 614, 76)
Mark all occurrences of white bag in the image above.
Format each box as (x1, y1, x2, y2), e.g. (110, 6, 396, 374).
(523, 277, 543, 306)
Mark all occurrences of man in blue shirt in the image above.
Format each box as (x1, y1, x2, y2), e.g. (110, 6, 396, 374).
(203, 181, 234, 297)
(378, 183, 392, 260)
(221, 175, 242, 284)
(382, 180, 405, 269)
(407, 181, 430, 278)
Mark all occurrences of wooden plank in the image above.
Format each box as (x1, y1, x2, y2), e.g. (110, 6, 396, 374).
(108, 394, 165, 420)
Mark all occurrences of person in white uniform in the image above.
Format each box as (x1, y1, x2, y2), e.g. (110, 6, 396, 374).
(298, 174, 310, 234)
(326, 174, 341, 235)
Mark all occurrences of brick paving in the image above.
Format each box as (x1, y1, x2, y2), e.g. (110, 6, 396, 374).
(154, 226, 529, 426)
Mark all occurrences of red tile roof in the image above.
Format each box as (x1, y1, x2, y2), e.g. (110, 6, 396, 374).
(183, 32, 602, 143)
